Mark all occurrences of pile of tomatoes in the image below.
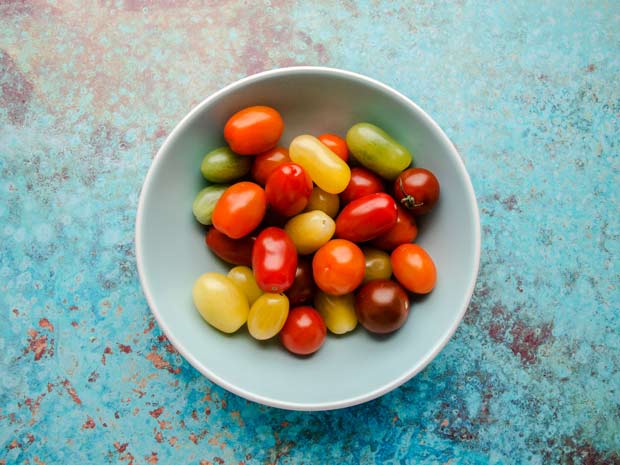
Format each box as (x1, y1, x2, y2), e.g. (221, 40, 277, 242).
(192, 105, 440, 356)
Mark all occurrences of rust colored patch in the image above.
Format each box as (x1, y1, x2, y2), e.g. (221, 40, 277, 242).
(39, 318, 54, 332)
(200, 461, 213, 465)
(118, 343, 132, 353)
(61, 379, 82, 405)
(154, 431, 163, 443)
(145, 452, 158, 464)
(144, 319, 156, 334)
(82, 417, 96, 429)
(25, 329, 51, 361)
(114, 442, 128, 453)
(88, 371, 100, 382)
(0, 49, 34, 125)
(146, 351, 180, 374)
(214, 457, 225, 465)
(189, 433, 198, 445)
(8, 439, 20, 449)
(71, 321, 79, 327)
(509, 321, 553, 365)
(69, 305, 79, 311)
(12, 308, 19, 316)
(169, 436, 177, 446)
(560, 437, 620, 465)
(149, 406, 164, 418)
(33, 457, 46, 465)
(587, 64, 596, 72)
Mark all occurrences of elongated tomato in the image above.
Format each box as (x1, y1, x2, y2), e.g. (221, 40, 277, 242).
(252, 227, 298, 293)
(335, 193, 398, 242)
(289, 135, 351, 194)
(212, 182, 266, 239)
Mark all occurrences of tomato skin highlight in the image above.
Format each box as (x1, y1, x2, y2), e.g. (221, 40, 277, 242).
(280, 306, 327, 355)
(391, 243, 437, 294)
(252, 227, 298, 293)
(251, 146, 291, 186)
(355, 279, 410, 334)
(312, 239, 365, 296)
(212, 182, 266, 239)
(265, 163, 313, 217)
(393, 168, 440, 215)
(340, 167, 384, 205)
(205, 228, 255, 266)
(318, 133, 349, 162)
(335, 193, 398, 242)
(224, 106, 284, 155)
(371, 204, 418, 251)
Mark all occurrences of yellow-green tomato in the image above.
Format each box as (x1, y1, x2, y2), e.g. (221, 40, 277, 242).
(284, 210, 335, 255)
(362, 247, 393, 283)
(192, 272, 249, 333)
(192, 185, 228, 225)
(314, 291, 357, 335)
(289, 135, 351, 194)
(227, 266, 263, 305)
(247, 293, 289, 340)
(305, 186, 340, 218)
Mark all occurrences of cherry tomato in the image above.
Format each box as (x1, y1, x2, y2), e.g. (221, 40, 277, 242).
(227, 266, 263, 305)
(252, 227, 298, 293)
(280, 306, 326, 355)
(212, 182, 266, 239)
(251, 146, 290, 186)
(205, 228, 255, 266)
(305, 186, 340, 218)
(224, 106, 284, 155)
(393, 168, 440, 215)
(193, 272, 249, 333)
(318, 133, 349, 162)
(340, 167, 384, 205)
(361, 247, 392, 283)
(265, 163, 313, 217)
(312, 239, 365, 295)
(391, 244, 436, 294)
(371, 205, 418, 251)
(284, 210, 335, 255)
(285, 258, 316, 305)
(314, 291, 357, 335)
(335, 193, 398, 242)
(355, 279, 410, 334)
(247, 293, 289, 340)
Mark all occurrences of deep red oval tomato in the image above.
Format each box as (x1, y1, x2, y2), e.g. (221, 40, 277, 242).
(355, 279, 410, 334)
(312, 239, 365, 295)
(280, 306, 326, 355)
(212, 182, 266, 239)
(318, 133, 349, 162)
(371, 205, 418, 251)
(340, 167, 384, 204)
(393, 168, 440, 215)
(265, 163, 313, 217)
(285, 258, 316, 305)
(252, 227, 298, 293)
(335, 193, 398, 242)
(391, 244, 436, 294)
(251, 146, 291, 186)
(224, 106, 284, 155)
(205, 228, 255, 266)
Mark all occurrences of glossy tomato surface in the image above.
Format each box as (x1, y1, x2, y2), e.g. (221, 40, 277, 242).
(211, 182, 266, 239)
(318, 133, 349, 162)
(224, 106, 284, 155)
(340, 167, 384, 205)
(312, 239, 365, 295)
(393, 168, 440, 215)
(252, 227, 298, 293)
(355, 279, 410, 334)
(280, 306, 327, 355)
(205, 228, 255, 266)
(335, 193, 397, 242)
(251, 146, 291, 186)
(265, 162, 313, 217)
(391, 243, 437, 294)
(371, 204, 418, 251)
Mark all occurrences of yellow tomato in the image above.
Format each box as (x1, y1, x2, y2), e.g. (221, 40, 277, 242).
(305, 186, 340, 218)
(247, 293, 289, 340)
(227, 266, 263, 305)
(192, 272, 249, 333)
(284, 210, 335, 255)
(314, 291, 357, 335)
(362, 247, 393, 283)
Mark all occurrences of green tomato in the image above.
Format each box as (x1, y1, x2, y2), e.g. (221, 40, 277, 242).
(192, 185, 228, 225)
(200, 146, 252, 183)
(362, 247, 393, 283)
(192, 272, 249, 333)
(346, 123, 412, 180)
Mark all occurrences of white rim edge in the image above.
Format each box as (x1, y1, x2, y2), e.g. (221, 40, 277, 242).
(135, 66, 482, 411)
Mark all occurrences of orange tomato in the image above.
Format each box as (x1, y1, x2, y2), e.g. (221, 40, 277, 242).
(318, 133, 349, 162)
(312, 239, 365, 295)
(212, 182, 266, 239)
(251, 146, 290, 185)
(224, 106, 284, 155)
(390, 244, 436, 294)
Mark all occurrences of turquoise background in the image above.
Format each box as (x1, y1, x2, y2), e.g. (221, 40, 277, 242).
(1, 1, 618, 464)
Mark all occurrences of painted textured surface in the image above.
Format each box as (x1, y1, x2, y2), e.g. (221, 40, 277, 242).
(1, 0, 619, 463)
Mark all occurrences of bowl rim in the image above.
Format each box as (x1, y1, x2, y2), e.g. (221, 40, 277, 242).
(135, 66, 481, 411)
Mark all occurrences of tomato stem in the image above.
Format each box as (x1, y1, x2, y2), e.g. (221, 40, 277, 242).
(398, 178, 424, 209)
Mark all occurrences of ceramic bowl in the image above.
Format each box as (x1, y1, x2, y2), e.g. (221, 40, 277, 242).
(135, 67, 480, 410)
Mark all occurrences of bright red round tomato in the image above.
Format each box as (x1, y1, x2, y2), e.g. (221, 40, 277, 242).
(312, 239, 365, 295)
(318, 133, 349, 162)
(393, 168, 440, 215)
(205, 228, 255, 266)
(224, 106, 284, 155)
(340, 167, 384, 204)
(251, 146, 290, 186)
(252, 227, 298, 293)
(335, 193, 397, 242)
(212, 182, 266, 239)
(391, 244, 436, 294)
(280, 306, 326, 355)
(371, 205, 418, 251)
(265, 163, 313, 217)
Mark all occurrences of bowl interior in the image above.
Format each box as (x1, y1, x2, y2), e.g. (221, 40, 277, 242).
(136, 68, 479, 410)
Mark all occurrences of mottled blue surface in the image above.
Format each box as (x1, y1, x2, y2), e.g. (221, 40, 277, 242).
(1, 1, 619, 464)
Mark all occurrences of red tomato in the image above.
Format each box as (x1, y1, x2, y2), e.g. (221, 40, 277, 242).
(205, 228, 255, 266)
(340, 167, 384, 204)
(280, 306, 326, 355)
(371, 205, 418, 251)
(251, 146, 290, 186)
(312, 239, 365, 295)
(318, 133, 349, 162)
(265, 163, 313, 217)
(212, 182, 266, 239)
(393, 168, 440, 215)
(252, 227, 298, 293)
(355, 279, 410, 334)
(285, 258, 316, 305)
(224, 106, 284, 155)
(391, 244, 437, 294)
(335, 193, 398, 242)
